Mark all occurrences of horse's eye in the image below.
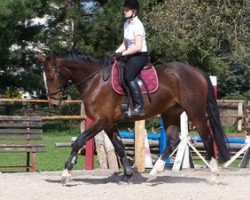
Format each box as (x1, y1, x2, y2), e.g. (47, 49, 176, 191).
(48, 77, 54, 82)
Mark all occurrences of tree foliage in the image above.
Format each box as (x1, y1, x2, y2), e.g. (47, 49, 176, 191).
(142, 0, 249, 98)
(0, 0, 249, 99)
(0, 0, 48, 96)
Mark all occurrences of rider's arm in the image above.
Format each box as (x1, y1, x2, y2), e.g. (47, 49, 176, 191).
(121, 35, 142, 56)
(115, 39, 127, 53)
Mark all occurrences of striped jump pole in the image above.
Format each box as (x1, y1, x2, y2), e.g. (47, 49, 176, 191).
(224, 136, 250, 168)
(209, 76, 219, 160)
(172, 112, 195, 170)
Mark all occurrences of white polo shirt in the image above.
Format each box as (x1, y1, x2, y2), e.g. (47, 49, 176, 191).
(124, 16, 147, 52)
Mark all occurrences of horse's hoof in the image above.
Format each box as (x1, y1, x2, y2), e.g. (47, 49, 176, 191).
(118, 179, 133, 185)
(61, 169, 71, 185)
(210, 158, 220, 176)
(147, 175, 157, 182)
(211, 169, 220, 177)
(210, 174, 220, 184)
(118, 174, 132, 185)
(118, 180, 129, 185)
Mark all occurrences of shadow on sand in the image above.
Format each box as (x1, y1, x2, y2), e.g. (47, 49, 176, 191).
(45, 172, 209, 187)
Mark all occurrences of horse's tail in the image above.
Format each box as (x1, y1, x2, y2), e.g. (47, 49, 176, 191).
(203, 73, 230, 162)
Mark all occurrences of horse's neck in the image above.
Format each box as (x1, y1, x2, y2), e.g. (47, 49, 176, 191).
(72, 63, 102, 97)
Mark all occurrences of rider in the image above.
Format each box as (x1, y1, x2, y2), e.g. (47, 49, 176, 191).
(115, 0, 148, 117)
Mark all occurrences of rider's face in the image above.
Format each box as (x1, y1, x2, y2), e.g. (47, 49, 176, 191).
(124, 8, 134, 18)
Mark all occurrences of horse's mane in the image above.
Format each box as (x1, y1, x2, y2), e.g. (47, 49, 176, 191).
(51, 49, 102, 64)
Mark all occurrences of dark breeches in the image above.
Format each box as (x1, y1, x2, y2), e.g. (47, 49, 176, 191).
(124, 52, 148, 82)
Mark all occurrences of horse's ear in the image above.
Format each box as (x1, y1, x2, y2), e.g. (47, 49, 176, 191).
(37, 53, 46, 64)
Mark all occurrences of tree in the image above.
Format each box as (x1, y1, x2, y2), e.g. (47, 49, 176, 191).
(0, 0, 49, 96)
(219, 56, 250, 98)
(142, 0, 249, 98)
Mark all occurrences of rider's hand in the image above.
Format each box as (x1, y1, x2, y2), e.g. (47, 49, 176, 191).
(114, 52, 126, 62)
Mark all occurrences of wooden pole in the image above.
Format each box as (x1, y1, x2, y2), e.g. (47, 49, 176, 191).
(41, 115, 86, 120)
(80, 103, 85, 132)
(0, 98, 82, 103)
(237, 102, 243, 132)
(104, 133, 119, 171)
(94, 131, 108, 169)
(134, 120, 145, 173)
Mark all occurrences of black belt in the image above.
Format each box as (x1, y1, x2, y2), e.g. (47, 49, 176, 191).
(128, 52, 148, 58)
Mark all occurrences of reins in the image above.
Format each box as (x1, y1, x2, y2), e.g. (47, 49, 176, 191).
(73, 68, 101, 87)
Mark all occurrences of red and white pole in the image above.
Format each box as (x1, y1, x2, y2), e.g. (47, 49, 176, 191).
(209, 76, 218, 159)
(85, 117, 94, 170)
(210, 76, 217, 98)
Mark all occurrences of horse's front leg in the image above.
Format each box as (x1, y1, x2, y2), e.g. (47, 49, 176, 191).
(61, 120, 107, 184)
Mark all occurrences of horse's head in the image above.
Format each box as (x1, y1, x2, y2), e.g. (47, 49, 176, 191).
(37, 52, 68, 106)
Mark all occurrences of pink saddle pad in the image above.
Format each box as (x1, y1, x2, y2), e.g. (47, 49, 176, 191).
(111, 61, 158, 95)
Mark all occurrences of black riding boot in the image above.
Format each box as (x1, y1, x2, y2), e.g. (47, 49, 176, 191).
(126, 80, 145, 117)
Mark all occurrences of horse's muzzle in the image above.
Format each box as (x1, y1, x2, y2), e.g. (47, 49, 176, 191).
(48, 98, 65, 107)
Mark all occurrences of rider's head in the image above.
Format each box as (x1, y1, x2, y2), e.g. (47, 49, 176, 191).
(123, 0, 140, 19)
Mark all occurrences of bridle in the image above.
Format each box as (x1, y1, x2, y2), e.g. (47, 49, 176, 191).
(44, 59, 101, 100)
(44, 62, 69, 101)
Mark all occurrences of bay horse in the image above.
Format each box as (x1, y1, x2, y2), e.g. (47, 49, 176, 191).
(37, 50, 230, 184)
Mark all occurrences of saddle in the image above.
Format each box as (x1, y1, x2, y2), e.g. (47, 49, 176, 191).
(111, 61, 158, 96)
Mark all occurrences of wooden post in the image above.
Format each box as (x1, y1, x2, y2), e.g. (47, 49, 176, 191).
(237, 102, 243, 132)
(94, 130, 119, 171)
(103, 133, 119, 171)
(94, 131, 108, 169)
(80, 103, 85, 132)
(134, 120, 145, 173)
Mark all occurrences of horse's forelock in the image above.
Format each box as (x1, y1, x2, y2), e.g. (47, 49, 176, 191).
(44, 52, 55, 70)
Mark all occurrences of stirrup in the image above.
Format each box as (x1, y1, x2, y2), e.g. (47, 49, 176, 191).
(126, 109, 145, 117)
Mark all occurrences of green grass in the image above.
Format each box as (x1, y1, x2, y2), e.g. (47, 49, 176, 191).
(189, 125, 245, 136)
(193, 159, 241, 168)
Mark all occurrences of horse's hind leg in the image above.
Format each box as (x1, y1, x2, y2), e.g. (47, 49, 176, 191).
(105, 125, 133, 184)
(185, 106, 220, 181)
(149, 111, 181, 180)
